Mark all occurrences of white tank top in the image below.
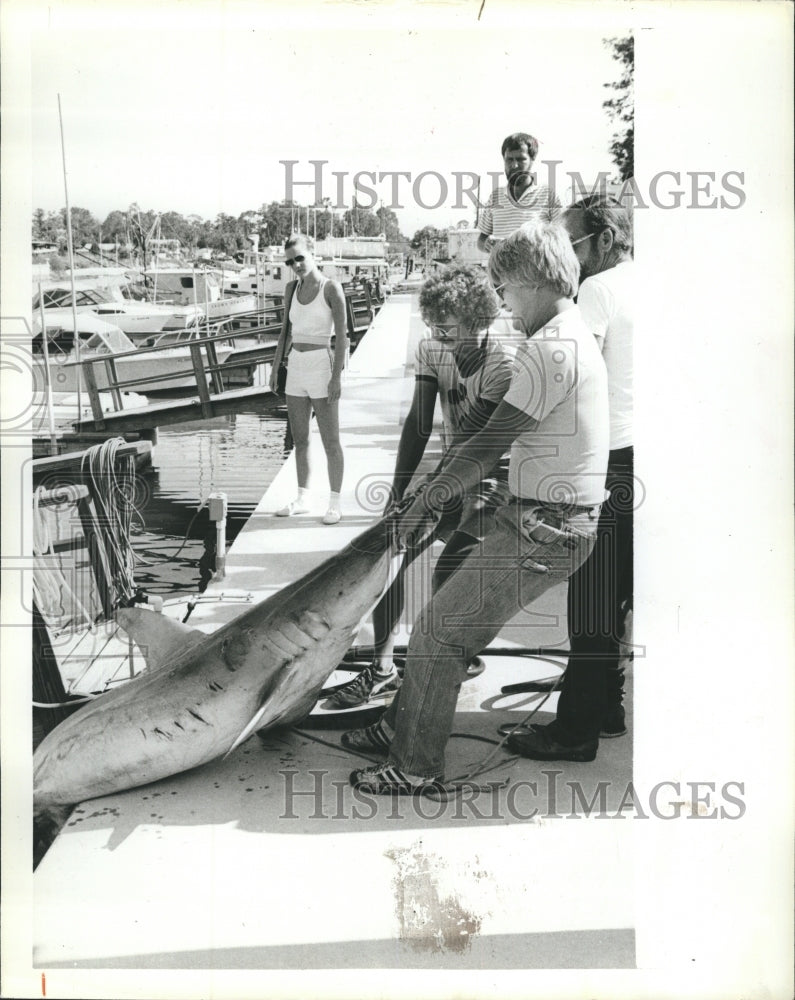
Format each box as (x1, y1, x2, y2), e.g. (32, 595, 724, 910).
(289, 277, 334, 346)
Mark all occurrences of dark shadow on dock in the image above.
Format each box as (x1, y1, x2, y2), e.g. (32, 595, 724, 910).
(45, 673, 633, 857)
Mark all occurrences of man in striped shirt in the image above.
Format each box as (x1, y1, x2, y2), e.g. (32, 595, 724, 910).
(477, 132, 562, 254)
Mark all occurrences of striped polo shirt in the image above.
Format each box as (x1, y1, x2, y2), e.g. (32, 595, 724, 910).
(478, 181, 562, 239)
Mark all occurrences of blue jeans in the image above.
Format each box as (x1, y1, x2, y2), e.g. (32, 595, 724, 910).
(382, 501, 599, 778)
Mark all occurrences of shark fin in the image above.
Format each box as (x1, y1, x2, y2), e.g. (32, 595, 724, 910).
(223, 704, 272, 758)
(115, 606, 206, 673)
(223, 659, 305, 758)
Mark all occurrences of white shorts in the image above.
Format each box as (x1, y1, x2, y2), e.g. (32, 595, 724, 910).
(285, 348, 333, 399)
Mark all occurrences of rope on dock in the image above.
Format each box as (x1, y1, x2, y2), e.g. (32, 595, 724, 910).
(79, 437, 140, 606)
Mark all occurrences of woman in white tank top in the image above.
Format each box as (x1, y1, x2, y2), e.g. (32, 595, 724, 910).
(269, 234, 348, 524)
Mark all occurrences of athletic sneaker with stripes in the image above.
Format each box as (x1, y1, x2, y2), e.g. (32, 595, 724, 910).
(327, 664, 400, 709)
(329, 657, 483, 711)
(349, 762, 440, 795)
(340, 717, 393, 754)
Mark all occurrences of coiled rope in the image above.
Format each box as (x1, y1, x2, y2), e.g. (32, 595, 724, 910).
(79, 437, 140, 606)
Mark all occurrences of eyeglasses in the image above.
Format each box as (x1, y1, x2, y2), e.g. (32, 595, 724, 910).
(285, 255, 306, 267)
(492, 280, 540, 299)
(569, 233, 595, 247)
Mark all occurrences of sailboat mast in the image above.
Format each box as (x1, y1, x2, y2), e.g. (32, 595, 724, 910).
(37, 284, 58, 455)
(58, 94, 82, 414)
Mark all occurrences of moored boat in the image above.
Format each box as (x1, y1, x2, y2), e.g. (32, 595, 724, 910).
(33, 278, 204, 338)
(143, 266, 260, 327)
(32, 315, 237, 395)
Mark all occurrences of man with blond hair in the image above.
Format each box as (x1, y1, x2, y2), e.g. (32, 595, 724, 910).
(344, 223, 610, 792)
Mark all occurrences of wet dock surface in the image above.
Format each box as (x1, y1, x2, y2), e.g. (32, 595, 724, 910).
(33, 293, 634, 969)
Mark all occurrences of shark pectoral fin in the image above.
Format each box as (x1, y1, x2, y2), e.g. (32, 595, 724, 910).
(115, 607, 206, 672)
(224, 704, 271, 758)
(223, 658, 306, 759)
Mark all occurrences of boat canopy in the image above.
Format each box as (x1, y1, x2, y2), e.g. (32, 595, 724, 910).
(32, 286, 120, 311)
(84, 327, 137, 354)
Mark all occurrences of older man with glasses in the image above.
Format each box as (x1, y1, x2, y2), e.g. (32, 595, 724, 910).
(344, 223, 609, 793)
(504, 193, 635, 762)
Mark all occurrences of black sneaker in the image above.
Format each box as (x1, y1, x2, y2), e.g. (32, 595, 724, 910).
(326, 664, 400, 709)
(507, 723, 598, 762)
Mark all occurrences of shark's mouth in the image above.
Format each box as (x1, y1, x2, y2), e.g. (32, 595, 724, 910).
(349, 487, 435, 556)
(349, 512, 399, 556)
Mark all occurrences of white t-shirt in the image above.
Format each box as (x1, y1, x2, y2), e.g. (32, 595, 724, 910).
(415, 335, 514, 452)
(477, 181, 562, 239)
(504, 308, 609, 506)
(577, 260, 633, 450)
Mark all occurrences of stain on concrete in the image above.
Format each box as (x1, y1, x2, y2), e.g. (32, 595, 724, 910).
(385, 841, 486, 953)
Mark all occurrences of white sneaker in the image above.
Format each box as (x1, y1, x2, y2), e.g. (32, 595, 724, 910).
(276, 499, 310, 517)
(322, 508, 341, 525)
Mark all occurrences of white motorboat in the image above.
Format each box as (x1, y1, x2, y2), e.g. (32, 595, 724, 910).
(33, 278, 203, 339)
(32, 314, 236, 395)
(143, 266, 259, 325)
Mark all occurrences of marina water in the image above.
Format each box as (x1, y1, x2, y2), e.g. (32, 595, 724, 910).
(130, 407, 289, 600)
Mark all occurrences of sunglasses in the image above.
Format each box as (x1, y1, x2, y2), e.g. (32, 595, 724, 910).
(285, 255, 306, 267)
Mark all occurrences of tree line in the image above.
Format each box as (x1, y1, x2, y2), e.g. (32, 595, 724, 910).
(33, 36, 631, 264)
(32, 201, 410, 260)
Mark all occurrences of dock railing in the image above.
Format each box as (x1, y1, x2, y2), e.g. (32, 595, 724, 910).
(63, 323, 281, 425)
(343, 282, 376, 342)
(60, 285, 382, 430)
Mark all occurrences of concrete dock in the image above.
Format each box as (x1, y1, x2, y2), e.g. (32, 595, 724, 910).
(33, 294, 634, 972)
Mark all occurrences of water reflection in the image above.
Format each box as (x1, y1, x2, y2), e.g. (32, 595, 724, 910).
(131, 411, 289, 598)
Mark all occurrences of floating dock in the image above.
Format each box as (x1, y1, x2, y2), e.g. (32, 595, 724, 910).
(33, 294, 635, 971)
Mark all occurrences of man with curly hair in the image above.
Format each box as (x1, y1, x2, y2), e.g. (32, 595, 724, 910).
(477, 132, 562, 255)
(326, 264, 515, 709)
(344, 224, 609, 793)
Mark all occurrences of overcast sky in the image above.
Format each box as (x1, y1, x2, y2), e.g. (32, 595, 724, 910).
(28, 3, 629, 236)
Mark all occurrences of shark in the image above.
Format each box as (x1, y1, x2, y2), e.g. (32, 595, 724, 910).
(33, 510, 403, 831)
